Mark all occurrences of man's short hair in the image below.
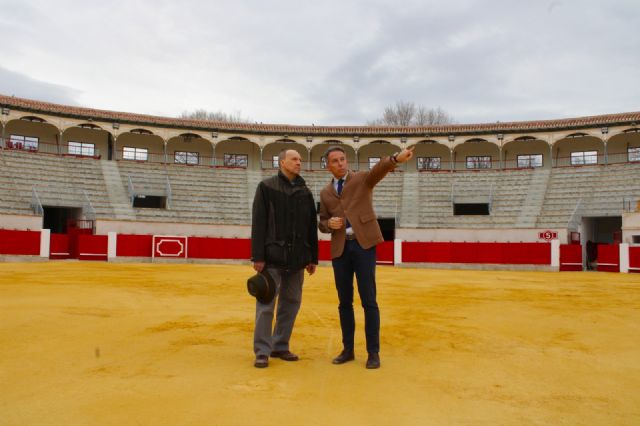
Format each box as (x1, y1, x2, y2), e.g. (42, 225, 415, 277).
(323, 146, 345, 161)
(278, 148, 294, 162)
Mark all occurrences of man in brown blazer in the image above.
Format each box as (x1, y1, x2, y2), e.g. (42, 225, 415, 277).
(318, 145, 414, 368)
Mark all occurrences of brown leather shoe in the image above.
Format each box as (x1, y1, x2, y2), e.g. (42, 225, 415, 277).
(254, 354, 269, 368)
(270, 350, 299, 361)
(332, 350, 355, 364)
(366, 352, 380, 369)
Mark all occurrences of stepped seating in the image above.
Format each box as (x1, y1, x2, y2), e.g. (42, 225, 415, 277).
(1, 149, 639, 229)
(537, 163, 640, 227)
(0, 150, 111, 216)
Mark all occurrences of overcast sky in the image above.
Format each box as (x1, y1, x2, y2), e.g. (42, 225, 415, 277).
(1, 0, 639, 126)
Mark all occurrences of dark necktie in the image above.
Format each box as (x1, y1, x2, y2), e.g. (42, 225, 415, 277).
(337, 178, 351, 229)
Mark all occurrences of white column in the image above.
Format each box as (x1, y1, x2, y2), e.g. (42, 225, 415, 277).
(40, 229, 50, 258)
(394, 238, 403, 265)
(108, 232, 117, 260)
(620, 243, 629, 273)
(551, 239, 560, 268)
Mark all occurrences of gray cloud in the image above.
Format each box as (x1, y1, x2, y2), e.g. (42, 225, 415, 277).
(0, 66, 81, 106)
(0, 0, 638, 125)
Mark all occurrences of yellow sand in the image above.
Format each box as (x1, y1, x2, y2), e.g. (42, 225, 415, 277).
(0, 262, 639, 425)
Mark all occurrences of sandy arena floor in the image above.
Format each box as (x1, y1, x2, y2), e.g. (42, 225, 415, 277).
(0, 262, 639, 425)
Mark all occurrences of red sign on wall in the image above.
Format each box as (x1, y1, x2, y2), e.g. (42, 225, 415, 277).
(538, 230, 558, 241)
(152, 235, 187, 259)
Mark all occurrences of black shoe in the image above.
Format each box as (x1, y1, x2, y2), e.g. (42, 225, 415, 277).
(366, 352, 380, 369)
(270, 350, 299, 361)
(332, 350, 355, 364)
(254, 354, 269, 368)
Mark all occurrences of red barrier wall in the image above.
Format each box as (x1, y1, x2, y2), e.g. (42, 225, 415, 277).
(318, 241, 332, 261)
(78, 235, 108, 261)
(187, 237, 251, 260)
(50, 233, 70, 259)
(377, 241, 394, 264)
(559, 244, 583, 271)
(402, 242, 551, 265)
(0, 229, 40, 255)
(116, 234, 153, 257)
(597, 244, 620, 272)
(629, 246, 640, 273)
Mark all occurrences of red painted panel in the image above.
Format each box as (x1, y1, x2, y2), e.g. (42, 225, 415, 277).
(50, 233, 70, 259)
(0, 229, 40, 255)
(78, 235, 108, 261)
(187, 237, 251, 260)
(376, 241, 394, 264)
(560, 244, 582, 271)
(402, 242, 550, 265)
(116, 234, 153, 257)
(629, 246, 640, 273)
(597, 244, 620, 272)
(153, 236, 187, 259)
(318, 240, 332, 261)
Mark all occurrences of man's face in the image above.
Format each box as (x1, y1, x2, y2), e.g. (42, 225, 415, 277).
(327, 150, 348, 179)
(280, 150, 302, 176)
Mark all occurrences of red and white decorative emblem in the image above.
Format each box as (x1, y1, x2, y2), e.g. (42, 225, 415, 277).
(153, 236, 187, 258)
(538, 230, 558, 241)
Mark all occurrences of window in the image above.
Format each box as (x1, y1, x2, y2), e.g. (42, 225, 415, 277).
(517, 154, 543, 168)
(123, 147, 148, 161)
(224, 153, 248, 168)
(417, 157, 441, 170)
(571, 151, 597, 165)
(466, 156, 491, 169)
(174, 151, 199, 165)
(272, 155, 279, 168)
(68, 141, 95, 157)
(9, 134, 39, 150)
(369, 157, 380, 169)
(628, 147, 640, 162)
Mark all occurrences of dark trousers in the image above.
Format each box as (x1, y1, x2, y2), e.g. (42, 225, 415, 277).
(331, 239, 379, 354)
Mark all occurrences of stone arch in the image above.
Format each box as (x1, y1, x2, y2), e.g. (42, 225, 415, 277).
(215, 137, 260, 170)
(607, 128, 640, 164)
(263, 140, 308, 169)
(358, 140, 400, 169)
(166, 133, 214, 166)
(4, 116, 60, 153)
(452, 139, 500, 170)
(502, 136, 551, 169)
(552, 133, 604, 166)
(310, 140, 356, 170)
(412, 139, 452, 171)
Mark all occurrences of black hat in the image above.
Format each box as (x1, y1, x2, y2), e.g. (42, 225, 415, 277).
(247, 270, 276, 304)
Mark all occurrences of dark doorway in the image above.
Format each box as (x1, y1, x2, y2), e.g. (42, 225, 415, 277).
(378, 218, 395, 241)
(133, 195, 166, 208)
(43, 207, 82, 233)
(453, 203, 490, 215)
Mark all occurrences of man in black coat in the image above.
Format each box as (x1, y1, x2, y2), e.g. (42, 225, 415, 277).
(251, 148, 318, 368)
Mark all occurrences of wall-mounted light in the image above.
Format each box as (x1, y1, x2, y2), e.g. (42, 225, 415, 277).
(353, 135, 359, 143)
(211, 131, 218, 138)
(497, 133, 504, 141)
(448, 135, 455, 142)
(306, 136, 313, 143)
(401, 136, 407, 144)
(601, 126, 609, 135)
(112, 122, 120, 130)
(1, 107, 9, 115)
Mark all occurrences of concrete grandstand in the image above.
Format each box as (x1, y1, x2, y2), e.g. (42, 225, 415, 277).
(1, 94, 639, 271)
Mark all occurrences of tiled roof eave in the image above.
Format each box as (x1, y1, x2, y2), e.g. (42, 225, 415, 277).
(1, 94, 638, 137)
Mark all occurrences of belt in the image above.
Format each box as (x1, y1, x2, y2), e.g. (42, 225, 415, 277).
(345, 234, 357, 240)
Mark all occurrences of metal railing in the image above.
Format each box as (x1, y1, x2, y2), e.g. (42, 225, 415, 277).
(31, 186, 43, 216)
(127, 174, 135, 205)
(82, 190, 96, 221)
(567, 198, 583, 229)
(165, 176, 172, 209)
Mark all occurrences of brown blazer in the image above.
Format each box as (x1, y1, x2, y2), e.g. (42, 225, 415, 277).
(318, 156, 396, 259)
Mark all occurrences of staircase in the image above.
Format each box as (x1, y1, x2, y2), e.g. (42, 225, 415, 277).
(515, 168, 550, 227)
(100, 160, 136, 220)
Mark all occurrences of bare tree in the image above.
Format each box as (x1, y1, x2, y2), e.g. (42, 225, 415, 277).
(180, 109, 251, 123)
(368, 101, 454, 126)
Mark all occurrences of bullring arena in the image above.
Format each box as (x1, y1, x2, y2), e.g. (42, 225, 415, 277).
(1, 94, 640, 424)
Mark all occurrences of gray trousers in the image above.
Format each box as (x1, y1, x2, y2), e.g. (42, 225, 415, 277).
(253, 267, 304, 356)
